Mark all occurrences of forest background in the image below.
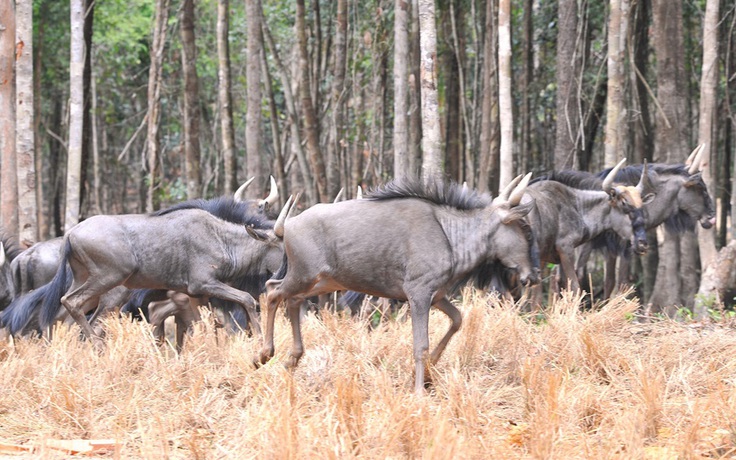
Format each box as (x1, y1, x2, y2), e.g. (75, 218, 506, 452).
(0, 0, 732, 312)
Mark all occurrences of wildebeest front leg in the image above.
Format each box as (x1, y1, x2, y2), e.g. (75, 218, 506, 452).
(556, 245, 580, 293)
(61, 293, 103, 348)
(193, 281, 261, 337)
(409, 296, 432, 395)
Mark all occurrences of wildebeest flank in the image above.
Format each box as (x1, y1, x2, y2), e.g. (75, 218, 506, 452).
(254, 176, 540, 394)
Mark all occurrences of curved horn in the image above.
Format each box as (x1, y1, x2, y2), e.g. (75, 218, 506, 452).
(333, 187, 345, 203)
(508, 172, 532, 207)
(688, 143, 706, 175)
(602, 158, 626, 192)
(636, 160, 653, 193)
(685, 144, 704, 167)
(259, 176, 279, 207)
(233, 177, 256, 202)
(274, 195, 294, 238)
(497, 174, 523, 202)
(0, 242, 5, 267)
(356, 186, 363, 200)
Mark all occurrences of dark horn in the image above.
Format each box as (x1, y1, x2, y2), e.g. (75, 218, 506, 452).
(233, 177, 256, 202)
(602, 158, 626, 192)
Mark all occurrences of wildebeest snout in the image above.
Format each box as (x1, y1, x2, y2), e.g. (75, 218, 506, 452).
(634, 238, 649, 255)
(521, 267, 541, 287)
(700, 215, 716, 229)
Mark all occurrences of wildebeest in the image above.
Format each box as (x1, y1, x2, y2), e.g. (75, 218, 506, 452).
(523, 159, 651, 294)
(252, 176, 540, 394)
(539, 145, 715, 297)
(31, 179, 282, 345)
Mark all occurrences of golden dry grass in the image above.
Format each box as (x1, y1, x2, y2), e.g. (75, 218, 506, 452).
(1, 290, 736, 459)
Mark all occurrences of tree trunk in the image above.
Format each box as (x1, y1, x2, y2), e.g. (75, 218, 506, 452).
(217, 0, 236, 196)
(296, 0, 327, 202)
(180, 0, 202, 200)
(694, 0, 721, 318)
(15, 0, 36, 246)
(145, 0, 169, 212)
(520, 0, 533, 174)
(418, 0, 442, 180)
(693, 240, 736, 319)
(246, 0, 263, 197)
(554, 0, 579, 170)
(478, 0, 498, 193)
(65, 0, 85, 232)
(408, 0, 422, 179)
(393, 0, 410, 180)
(34, 3, 46, 238)
(0, 1, 17, 234)
(261, 47, 286, 204)
(498, 0, 513, 189)
(648, 0, 689, 311)
(604, 0, 628, 168)
(327, 0, 348, 191)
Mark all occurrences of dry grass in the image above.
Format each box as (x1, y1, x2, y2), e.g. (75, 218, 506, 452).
(2, 290, 736, 459)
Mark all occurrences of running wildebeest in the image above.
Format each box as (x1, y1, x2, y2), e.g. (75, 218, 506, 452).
(251, 176, 540, 394)
(522, 158, 651, 294)
(33, 178, 282, 345)
(539, 145, 715, 297)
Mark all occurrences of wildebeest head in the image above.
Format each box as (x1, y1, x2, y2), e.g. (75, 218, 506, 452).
(233, 176, 280, 218)
(603, 159, 651, 255)
(680, 144, 716, 229)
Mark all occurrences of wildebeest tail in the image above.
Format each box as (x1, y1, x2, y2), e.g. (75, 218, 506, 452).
(338, 291, 366, 310)
(39, 239, 73, 329)
(0, 286, 48, 335)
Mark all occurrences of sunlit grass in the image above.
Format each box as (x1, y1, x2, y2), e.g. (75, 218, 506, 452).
(1, 289, 736, 458)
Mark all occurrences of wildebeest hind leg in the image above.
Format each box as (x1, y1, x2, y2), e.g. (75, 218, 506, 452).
(285, 297, 306, 368)
(429, 297, 462, 366)
(61, 288, 103, 346)
(257, 279, 283, 365)
(408, 294, 432, 394)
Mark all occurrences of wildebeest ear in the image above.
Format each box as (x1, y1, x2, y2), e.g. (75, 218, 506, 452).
(684, 172, 704, 187)
(502, 199, 534, 224)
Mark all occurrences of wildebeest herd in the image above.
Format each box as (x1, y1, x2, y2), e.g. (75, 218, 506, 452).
(0, 146, 716, 394)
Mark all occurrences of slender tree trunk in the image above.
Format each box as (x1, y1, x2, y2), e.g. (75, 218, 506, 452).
(15, 0, 36, 246)
(261, 47, 286, 204)
(180, 0, 202, 199)
(694, 0, 721, 318)
(0, 1, 17, 233)
(418, 0, 442, 180)
(246, 0, 263, 197)
(65, 0, 85, 232)
(296, 0, 327, 202)
(217, 0, 236, 196)
(80, 0, 94, 220)
(145, 0, 169, 212)
(394, 0, 410, 180)
(604, 0, 628, 168)
(648, 0, 689, 311)
(408, 0, 422, 179)
(520, 0, 533, 174)
(34, 3, 46, 238)
(478, 0, 498, 193)
(498, 0, 513, 189)
(327, 0, 348, 192)
(91, 49, 101, 215)
(262, 15, 316, 203)
(554, 0, 579, 170)
(441, 2, 462, 182)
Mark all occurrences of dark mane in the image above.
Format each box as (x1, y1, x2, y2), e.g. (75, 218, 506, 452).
(531, 170, 602, 190)
(152, 197, 274, 229)
(1, 229, 23, 263)
(366, 178, 488, 210)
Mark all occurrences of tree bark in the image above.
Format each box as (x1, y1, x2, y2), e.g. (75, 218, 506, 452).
(296, 0, 327, 202)
(327, 0, 348, 192)
(15, 0, 36, 246)
(498, 0, 513, 190)
(145, 0, 169, 212)
(694, 0, 721, 318)
(520, 0, 533, 174)
(478, 0, 498, 193)
(246, 0, 264, 197)
(418, 0, 442, 180)
(393, 0, 410, 180)
(65, 0, 85, 232)
(604, 0, 628, 168)
(0, 0, 16, 234)
(180, 0, 202, 200)
(217, 0, 236, 196)
(554, 0, 579, 170)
